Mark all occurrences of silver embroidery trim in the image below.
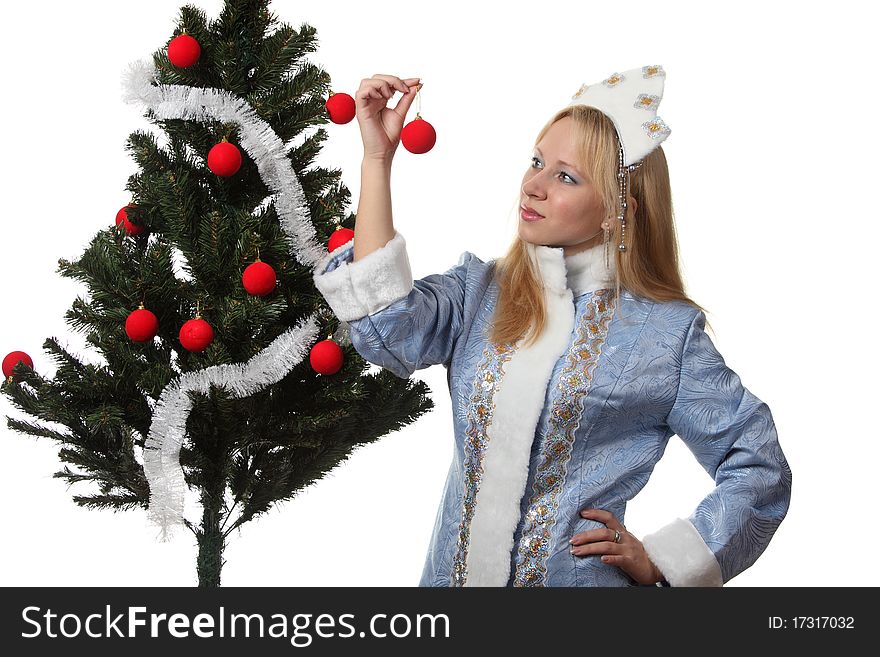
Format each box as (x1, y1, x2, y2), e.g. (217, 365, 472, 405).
(512, 290, 617, 586)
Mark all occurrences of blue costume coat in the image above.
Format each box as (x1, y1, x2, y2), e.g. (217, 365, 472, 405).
(313, 231, 792, 587)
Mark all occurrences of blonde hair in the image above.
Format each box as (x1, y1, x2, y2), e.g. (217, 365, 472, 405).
(489, 104, 711, 349)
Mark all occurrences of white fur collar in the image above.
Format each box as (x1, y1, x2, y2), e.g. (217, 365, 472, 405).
(526, 239, 616, 296)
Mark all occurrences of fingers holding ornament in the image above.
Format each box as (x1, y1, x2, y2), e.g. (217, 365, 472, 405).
(326, 76, 436, 156)
(400, 82, 435, 154)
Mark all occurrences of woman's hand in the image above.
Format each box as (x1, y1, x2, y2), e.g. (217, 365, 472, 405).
(355, 74, 422, 163)
(570, 508, 665, 585)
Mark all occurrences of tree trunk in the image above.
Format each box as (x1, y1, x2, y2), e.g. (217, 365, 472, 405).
(196, 506, 225, 587)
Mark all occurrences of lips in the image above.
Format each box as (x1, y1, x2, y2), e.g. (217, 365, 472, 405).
(521, 204, 544, 221)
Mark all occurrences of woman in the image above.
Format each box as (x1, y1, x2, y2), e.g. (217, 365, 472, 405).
(313, 66, 792, 587)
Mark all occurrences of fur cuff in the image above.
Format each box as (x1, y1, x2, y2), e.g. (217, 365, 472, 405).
(312, 230, 413, 322)
(640, 517, 724, 587)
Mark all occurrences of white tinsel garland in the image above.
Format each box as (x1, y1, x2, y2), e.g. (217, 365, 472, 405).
(121, 58, 326, 269)
(144, 319, 320, 541)
(121, 59, 350, 540)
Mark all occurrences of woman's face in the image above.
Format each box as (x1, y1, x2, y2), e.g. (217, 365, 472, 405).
(519, 116, 608, 257)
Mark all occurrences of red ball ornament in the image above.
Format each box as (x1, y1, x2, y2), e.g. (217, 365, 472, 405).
(327, 227, 354, 252)
(242, 260, 276, 296)
(115, 204, 147, 236)
(126, 304, 159, 342)
(180, 317, 214, 352)
(3, 351, 34, 380)
(325, 92, 356, 124)
(168, 33, 201, 68)
(309, 339, 343, 375)
(401, 114, 436, 154)
(207, 140, 242, 177)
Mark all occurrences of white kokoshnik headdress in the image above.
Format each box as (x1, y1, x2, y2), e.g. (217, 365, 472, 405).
(564, 64, 671, 256)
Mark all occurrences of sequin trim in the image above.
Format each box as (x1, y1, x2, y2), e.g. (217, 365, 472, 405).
(642, 117, 671, 140)
(512, 290, 617, 587)
(450, 338, 517, 587)
(634, 94, 660, 111)
(602, 73, 625, 88)
(642, 65, 665, 78)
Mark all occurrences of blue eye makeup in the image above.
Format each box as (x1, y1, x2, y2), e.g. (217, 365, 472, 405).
(530, 156, 576, 183)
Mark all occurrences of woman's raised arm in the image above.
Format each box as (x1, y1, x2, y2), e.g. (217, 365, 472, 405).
(350, 74, 421, 262)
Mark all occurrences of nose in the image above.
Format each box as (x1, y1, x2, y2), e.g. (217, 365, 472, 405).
(521, 170, 547, 200)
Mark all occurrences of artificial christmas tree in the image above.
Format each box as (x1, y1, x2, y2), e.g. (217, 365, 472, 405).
(1, 0, 434, 587)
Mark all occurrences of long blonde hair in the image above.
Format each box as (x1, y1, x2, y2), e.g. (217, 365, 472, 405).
(489, 104, 711, 349)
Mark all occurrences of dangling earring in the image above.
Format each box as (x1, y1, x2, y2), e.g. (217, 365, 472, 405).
(602, 220, 611, 270)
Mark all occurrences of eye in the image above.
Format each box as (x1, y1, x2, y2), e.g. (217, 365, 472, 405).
(531, 156, 576, 183)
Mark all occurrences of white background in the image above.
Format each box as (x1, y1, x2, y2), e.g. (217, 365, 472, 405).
(1, 0, 876, 587)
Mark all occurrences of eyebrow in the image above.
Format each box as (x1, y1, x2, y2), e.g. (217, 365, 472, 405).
(534, 147, 583, 175)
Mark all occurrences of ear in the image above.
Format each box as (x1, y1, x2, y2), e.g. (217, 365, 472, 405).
(628, 195, 638, 217)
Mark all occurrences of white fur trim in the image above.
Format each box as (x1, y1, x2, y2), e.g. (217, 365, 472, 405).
(312, 231, 413, 322)
(641, 517, 724, 587)
(464, 245, 575, 586)
(561, 240, 616, 295)
(520, 239, 616, 296)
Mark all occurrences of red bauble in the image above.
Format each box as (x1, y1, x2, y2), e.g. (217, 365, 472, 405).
(327, 227, 355, 252)
(325, 92, 356, 124)
(401, 115, 436, 154)
(3, 351, 33, 379)
(242, 260, 276, 296)
(309, 339, 343, 375)
(168, 33, 201, 68)
(115, 204, 147, 236)
(207, 141, 242, 177)
(179, 317, 214, 352)
(126, 306, 159, 342)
